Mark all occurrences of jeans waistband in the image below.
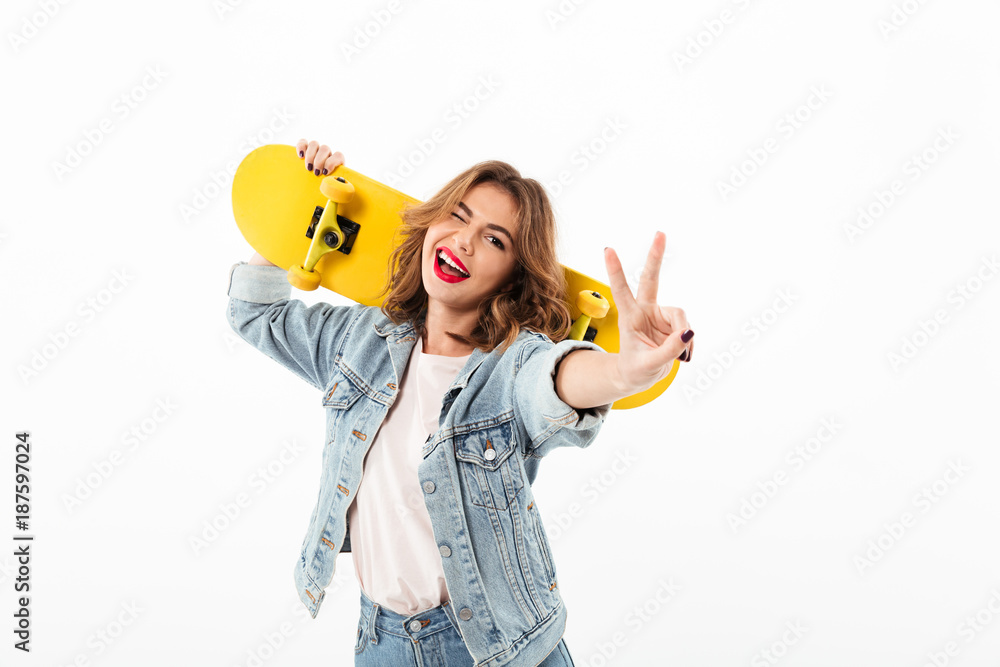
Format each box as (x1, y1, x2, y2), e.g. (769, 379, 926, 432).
(359, 587, 461, 643)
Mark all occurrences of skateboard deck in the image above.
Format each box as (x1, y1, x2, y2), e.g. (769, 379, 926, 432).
(231, 144, 677, 409)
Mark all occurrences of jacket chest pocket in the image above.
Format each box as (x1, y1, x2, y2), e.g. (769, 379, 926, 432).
(454, 420, 523, 511)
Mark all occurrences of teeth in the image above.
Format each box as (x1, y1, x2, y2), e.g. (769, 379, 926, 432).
(438, 250, 470, 277)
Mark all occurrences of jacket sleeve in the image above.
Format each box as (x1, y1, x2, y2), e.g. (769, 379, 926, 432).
(225, 261, 360, 392)
(512, 336, 612, 459)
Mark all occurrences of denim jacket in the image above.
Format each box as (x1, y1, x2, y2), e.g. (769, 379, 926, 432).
(226, 262, 611, 667)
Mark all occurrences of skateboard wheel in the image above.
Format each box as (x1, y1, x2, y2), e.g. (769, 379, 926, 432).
(320, 176, 355, 204)
(576, 290, 610, 319)
(287, 265, 321, 291)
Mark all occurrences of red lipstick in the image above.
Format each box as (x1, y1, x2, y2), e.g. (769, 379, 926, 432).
(433, 246, 471, 283)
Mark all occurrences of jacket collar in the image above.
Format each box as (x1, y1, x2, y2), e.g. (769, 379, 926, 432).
(372, 308, 498, 391)
(373, 317, 416, 340)
(446, 330, 540, 396)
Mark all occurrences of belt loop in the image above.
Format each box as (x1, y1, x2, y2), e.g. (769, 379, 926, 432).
(368, 603, 380, 645)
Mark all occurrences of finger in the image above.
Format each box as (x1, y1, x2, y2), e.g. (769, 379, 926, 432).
(604, 246, 637, 316)
(303, 140, 320, 171)
(647, 305, 685, 342)
(295, 139, 308, 158)
(323, 150, 346, 174)
(635, 231, 666, 305)
(312, 145, 331, 175)
(657, 305, 689, 336)
(679, 337, 693, 362)
(652, 328, 693, 369)
(652, 306, 692, 363)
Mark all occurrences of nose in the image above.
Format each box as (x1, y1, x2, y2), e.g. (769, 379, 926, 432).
(453, 228, 473, 255)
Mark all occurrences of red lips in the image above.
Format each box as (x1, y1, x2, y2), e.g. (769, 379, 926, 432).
(437, 247, 469, 274)
(434, 246, 470, 283)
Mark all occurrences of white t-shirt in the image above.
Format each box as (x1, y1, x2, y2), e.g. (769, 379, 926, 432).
(347, 336, 471, 615)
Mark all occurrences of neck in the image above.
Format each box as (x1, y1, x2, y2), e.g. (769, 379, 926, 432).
(421, 301, 476, 356)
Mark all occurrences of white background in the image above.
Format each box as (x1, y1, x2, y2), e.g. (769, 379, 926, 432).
(3, 0, 999, 665)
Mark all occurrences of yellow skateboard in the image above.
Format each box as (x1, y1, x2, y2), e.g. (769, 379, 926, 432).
(231, 144, 677, 409)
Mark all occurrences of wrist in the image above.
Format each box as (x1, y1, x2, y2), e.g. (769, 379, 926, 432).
(249, 252, 278, 267)
(612, 355, 648, 398)
(611, 355, 631, 397)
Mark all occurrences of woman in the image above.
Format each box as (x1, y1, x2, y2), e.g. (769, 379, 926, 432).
(226, 139, 693, 666)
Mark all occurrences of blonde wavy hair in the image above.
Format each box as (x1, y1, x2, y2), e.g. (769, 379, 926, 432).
(378, 160, 571, 353)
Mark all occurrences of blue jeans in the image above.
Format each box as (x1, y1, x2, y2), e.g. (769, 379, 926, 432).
(354, 588, 575, 666)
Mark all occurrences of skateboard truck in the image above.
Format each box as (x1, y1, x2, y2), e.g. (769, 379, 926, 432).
(569, 290, 609, 343)
(305, 208, 360, 254)
(288, 175, 356, 291)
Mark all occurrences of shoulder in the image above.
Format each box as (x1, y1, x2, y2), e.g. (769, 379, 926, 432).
(345, 304, 420, 341)
(339, 303, 395, 329)
(508, 329, 556, 371)
(311, 303, 382, 352)
(352, 303, 388, 324)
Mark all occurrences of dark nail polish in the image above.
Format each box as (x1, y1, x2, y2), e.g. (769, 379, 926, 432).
(307, 163, 313, 171)
(679, 350, 688, 361)
(299, 150, 304, 157)
(322, 168, 328, 175)
(314, 169, 320, 176)
(681, 329, 694, 343)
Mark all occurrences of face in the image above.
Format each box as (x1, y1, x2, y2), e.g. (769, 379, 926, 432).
(421, 182, 520, 314)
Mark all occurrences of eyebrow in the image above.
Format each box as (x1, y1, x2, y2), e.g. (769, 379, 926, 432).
(458, 201, 515, 246)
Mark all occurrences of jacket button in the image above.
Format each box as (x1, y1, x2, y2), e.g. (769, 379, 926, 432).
(439, 545, 451, 557)
(484, 448, 497, 461)
(422, 481, 435, 493)
(408, 620, 422, 632)
(459, 607, 473, 621)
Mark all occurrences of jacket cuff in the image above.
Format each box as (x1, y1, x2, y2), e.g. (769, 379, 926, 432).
(227, 261, 292, 304)
(536, 338, 613, 426)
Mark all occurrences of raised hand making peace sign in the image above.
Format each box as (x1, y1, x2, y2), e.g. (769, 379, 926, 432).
(605, 231, 694, 396)
(554, 231, 694, 410)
